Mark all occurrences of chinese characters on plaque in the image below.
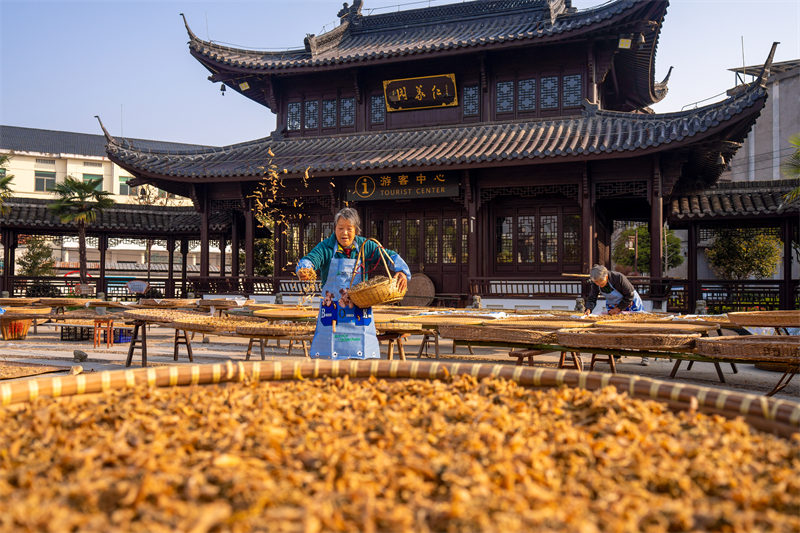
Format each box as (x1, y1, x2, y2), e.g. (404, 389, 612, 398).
(383, 74, 458, 112)
(346, 172, 459, 201)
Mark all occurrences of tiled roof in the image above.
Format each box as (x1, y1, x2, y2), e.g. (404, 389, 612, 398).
(188, 0, 665, 71)
(0, 125, 207, 157)
(106, 80, 765, 180)
(0, 197, 230, 235)
(670, 179, 799, 220)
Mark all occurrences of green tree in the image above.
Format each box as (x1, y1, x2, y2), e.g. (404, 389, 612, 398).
(18, 236, 55, 276)
(612, 226, 684, 274)
(0, 154, 14, 214)
(705, 229, 782, 280)
(781, 134, 800, 205)
(48, 175, 115, 285)
(239, 237, 274, 277)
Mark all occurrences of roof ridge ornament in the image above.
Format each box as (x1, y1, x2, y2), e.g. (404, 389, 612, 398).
(337, 0, 363, 24)
(94, 116, 118, 145)
(179, 13, 197, 41)
(756, 41, 779, 87)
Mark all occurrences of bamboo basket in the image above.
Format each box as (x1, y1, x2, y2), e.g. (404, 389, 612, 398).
(727, 311, 800, 328)
(557, 328, 701, 351)
(348, 238, 407, 308)
(236, 323, 316, 337)
(2, 360, 796, 438)
(439, 324, 557, 344)
(694, 336, 800, 363)
(0, 318, 33, 340)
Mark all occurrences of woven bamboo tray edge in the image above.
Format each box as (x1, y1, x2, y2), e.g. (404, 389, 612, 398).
(694, 336, 800, 363)
(556, 329, 701, 350)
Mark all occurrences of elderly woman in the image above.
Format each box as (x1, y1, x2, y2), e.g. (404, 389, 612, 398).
(583, 264, 643, 316)
(295, 207, 411, 359)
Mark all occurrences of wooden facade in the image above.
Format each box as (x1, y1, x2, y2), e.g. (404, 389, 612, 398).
(104, 0, 773, 302)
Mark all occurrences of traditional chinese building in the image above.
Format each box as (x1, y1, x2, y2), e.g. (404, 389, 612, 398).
(104, 0, 774, 307)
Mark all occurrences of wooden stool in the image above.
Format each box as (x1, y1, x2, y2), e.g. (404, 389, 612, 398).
(378, 333, 408, 361)
(558, 351, 583, 371)
(246, 338, 266, 361)
(93, 318, 114, 348)
(590, 353, 617, 373)
(509, 349, 545, 366)
(173, 329, 194, 362)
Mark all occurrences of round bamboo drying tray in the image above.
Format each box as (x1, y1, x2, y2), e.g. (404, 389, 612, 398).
(727, 311, 800, 328)
(1, 360, 797, 438)
(391, 314, 490, 327)
(694, 336, 800, 363)
(375, 322, 425, 333)
(236, 323, 316, 337)
(138, 298, 199, 308)
(253, 308, 318, 320)
(592, 321, 718, 334)
(123, 309, 208, 323)
(0, 298, 40, 306)
(37, 298, 94, 307)
(196, 299, 253, 310)
(492, 318, 595, 330)
(439, 324, 557, 344)
(557, 328, 701, 351)
(511, 309, 576, 316)
(585, 312, 673, 322)
(1, 307, 52, 317)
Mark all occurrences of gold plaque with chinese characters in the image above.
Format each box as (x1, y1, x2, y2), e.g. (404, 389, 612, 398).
(346, 172, 459, 201)
(383, 74, 457, 112)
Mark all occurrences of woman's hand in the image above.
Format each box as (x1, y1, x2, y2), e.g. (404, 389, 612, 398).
(608, 307, 621, 316)
(394, 272, 408, 293)
(297, 268, 316, 281)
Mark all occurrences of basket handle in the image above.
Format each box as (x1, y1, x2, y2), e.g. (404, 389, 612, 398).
(349, 238, 395, 290)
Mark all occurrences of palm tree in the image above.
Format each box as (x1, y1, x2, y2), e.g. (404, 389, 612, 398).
(48, 175, 115, 286)
(782, 134, 800, 205)
(0, 154, 14, 214)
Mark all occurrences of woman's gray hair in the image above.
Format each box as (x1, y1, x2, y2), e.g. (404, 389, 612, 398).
(589, 264, 609, 282)
(333, 207, 361, 235)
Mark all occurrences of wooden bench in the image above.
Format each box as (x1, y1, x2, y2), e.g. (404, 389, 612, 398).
(508, 349, 546, 366)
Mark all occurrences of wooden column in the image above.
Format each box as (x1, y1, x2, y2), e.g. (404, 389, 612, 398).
(199, 192, 210, 278)
(465, 171, 478, 280)
(167, 236, 175, 298)
(231, 212, 240, 278)
(649, 157, 664, 279)
(219, 236, 227, 278)
(180, 238, 189, 296)
(1, 230, 13, 294)
(581, 165, 594, 272)
(781, 217, 793, 309)
(245, 202, 255, 278)
(687, 223, 698, 313)
(97, 235, 108, 296)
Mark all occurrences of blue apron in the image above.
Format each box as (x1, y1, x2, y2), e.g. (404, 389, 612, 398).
(309, 255, 380, 359)
(604, 278, 644, 313)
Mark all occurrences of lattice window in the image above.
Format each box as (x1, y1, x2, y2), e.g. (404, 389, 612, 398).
(35, 158, 55, 165)
(424, 219, 439, 264)
(517, 78, 536, 112)
(304, 100, 319, 129)
(370, 95, 385, 124)
(480, 184, 578, 203)
(540, 215, 558, 263)
(211, 199, 242, 211)
(321, 222, 334, 238)
(541, 76, 559, 109)
(405, 219, 419, 265)
(496, 216, 513, 263)
(699, 226, 781, 242)
(461, 217, 469, 264)
(463, 85, 479, 117)
(303, 222, 319, 255)
(563, 74, 583, 108)
(495, 81, 514, 113)
(286, 222, 300, 264)
(287, 102, 301, 130)
(322, 99, 337, 128)
(340, 97, 355, 126)
(563, 214, 581, 262)
(387, 220, 402, 253)
(442, 218, 457, 264)
(517, 216, 536, 263)
(595, 181, 648, 199)
(83, 161, 102, 168)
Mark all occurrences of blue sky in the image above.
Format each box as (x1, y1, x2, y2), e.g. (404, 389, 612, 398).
(1, 0, 798, 147)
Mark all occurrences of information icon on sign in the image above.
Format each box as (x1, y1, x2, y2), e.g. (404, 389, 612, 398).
(354, 176, 376, 199)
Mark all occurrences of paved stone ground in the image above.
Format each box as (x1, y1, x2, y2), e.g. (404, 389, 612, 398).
(0, 324, 797, 402)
